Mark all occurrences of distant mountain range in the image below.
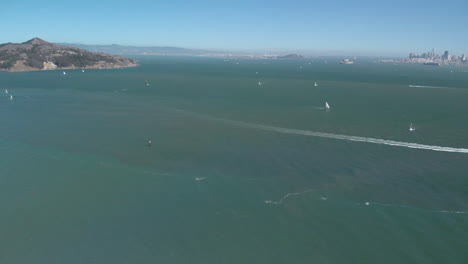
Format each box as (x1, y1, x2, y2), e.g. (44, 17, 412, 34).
(57, 43, 220, 56)
(0, 38, 136, 72)
(277, 54, 304, 59)
(0, 38, 309, 73)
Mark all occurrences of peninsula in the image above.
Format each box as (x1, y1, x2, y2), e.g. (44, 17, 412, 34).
(0, 38, 136, 72)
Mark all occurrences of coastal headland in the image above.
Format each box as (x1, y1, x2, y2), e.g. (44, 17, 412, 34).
(0, 38, 136, 72)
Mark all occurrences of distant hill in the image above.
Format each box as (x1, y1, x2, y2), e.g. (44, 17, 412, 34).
(277, 54, 304, 59)
(58, 43, 217, 56)
(0, 38, 136, 72)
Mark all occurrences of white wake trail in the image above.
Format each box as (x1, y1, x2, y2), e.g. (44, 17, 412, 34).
(214, 118, 468, 154)
(408, 85, 465, 91)
(409, 85, 446, 89)
(172, 109, 468, 154)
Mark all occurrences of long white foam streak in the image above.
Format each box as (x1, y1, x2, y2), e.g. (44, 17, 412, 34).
(214, 118, 468, 154)
(171, 109, 468, 154)
(409, 85, 446, 89)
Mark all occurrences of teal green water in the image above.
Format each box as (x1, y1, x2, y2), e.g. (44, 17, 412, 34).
(0, 57, 467, 263)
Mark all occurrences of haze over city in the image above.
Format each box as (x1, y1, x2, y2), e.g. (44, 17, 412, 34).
(2, 0, 467, 56)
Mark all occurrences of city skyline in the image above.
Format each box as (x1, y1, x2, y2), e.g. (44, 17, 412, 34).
(409, 49, 465, 60)
(2, 0, 467, 56)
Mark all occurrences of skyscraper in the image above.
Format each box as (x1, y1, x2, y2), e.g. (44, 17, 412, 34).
(442, 51, 449, 60)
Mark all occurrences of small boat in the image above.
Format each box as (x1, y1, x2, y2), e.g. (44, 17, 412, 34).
(147, 140, 152, 147)
(5, 89, 8, 94)
(258, 81, 263, 86)
(409, 123, 415, 132)
(314, 82, 318, 87)
(81, 69, 85, 73)
(195, 177, 206, 181)
(9, 95, 13, 101)
(325, 101, 330, 110)
(63, 71, 66, 75)
(145, 80, 150, 86)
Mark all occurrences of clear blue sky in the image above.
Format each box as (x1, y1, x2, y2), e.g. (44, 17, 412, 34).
(1, 0, 467, 55)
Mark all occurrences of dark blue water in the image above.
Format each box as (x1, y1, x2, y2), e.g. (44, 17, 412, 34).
(0, 57, 467, 263)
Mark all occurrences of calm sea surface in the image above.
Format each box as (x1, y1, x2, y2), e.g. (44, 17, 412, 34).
(0, 56, 467, 263)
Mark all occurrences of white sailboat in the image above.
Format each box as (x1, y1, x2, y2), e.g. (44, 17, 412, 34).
(258, 81, 263, 86)
(325, 101, 330, 110)
(81, 69, 85, 73)
(409, 123, 415, 132)
(145, 80, 150, 86)
(314, 82, 318, 87)
(63, 71, 66, 75)
(9, 95, 13, 101)
(5, 89, 8, 94)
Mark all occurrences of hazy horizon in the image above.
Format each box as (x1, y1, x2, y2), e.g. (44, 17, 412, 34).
(0, 37, 458, 58)
(2, 0, 467, 57)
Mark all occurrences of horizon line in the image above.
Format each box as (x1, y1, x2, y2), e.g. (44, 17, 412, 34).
(3, 37, 465, 57)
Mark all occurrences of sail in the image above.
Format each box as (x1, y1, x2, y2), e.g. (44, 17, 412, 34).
(325, 102, 330, 109)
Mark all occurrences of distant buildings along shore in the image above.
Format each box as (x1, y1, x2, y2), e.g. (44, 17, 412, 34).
(382, 49, 467, 66)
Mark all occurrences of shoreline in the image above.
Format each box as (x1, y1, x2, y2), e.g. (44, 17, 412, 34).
(0, 62, 138, 73)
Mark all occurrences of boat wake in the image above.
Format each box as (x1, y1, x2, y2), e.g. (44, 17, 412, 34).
(265, 190, 467, 215)
(265, 189, 315, 205)
(361, 201, 467, 215)
(409, 85, 444, 88)
(311, 106, 326, 110)
(177, 111, 468, 154)
(242, 122, 468, 153)
(408, 85, 461, 90)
